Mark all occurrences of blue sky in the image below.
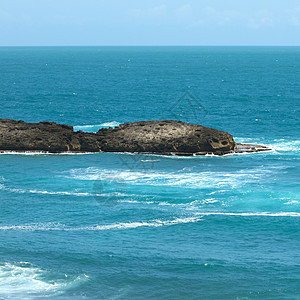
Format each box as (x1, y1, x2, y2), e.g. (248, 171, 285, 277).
(0, 0, 300, 46)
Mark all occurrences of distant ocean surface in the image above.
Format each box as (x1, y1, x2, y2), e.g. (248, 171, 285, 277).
(0, 47, 299, 299)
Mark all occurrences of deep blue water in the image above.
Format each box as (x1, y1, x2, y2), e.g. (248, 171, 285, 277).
(0, 47, 299, 299)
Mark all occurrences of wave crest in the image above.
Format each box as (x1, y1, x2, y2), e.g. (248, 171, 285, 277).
(74, 121, 120, 132)
(0, 217, 202, 232)
(0, 262, 88, 298)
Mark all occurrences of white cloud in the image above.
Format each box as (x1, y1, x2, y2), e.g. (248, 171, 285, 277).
(196, 6, 244, 26)
(127, 5, 167, 19)
(286, 6, 300, 26)
(173, 5, 244, 27)
(174, 4, 193, 18)
(247, 10, 274, 29)
(127, 3, 300, 31)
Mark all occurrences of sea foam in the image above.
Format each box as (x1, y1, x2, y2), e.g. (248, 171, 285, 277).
(1, 212, 299, 233)
(66, 166, 276, 189)
(0, 217, 202, 231)
(0, 183, 130, 198)
(74, 121, 120, 132)
(0, 262, 88, 299)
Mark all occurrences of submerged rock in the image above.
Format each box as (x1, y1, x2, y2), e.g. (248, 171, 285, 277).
(0, 119, 270, 155)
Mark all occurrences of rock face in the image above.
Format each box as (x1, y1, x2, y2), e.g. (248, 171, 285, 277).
(96, 120, 236, 155)
(0, 119, 269, 155)
(0, 119, 101, 152)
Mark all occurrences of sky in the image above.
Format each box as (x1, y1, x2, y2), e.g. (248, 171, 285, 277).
(0, 0, 300, 46)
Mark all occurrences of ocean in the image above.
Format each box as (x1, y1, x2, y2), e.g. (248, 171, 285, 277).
(0, 46, 299, 299)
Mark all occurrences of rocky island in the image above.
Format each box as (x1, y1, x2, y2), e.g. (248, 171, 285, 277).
(0, 119, 270, 155)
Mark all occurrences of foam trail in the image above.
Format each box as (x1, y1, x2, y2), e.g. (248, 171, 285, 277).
(86, 217, 202, 230)
(67, 166, 277, 189)
(0, 217, 202, 231)
(0, 184, 129, 197)
(197, 212, 300, 217)
(0, 151, 93, 155)
(1, 212, 299, 232)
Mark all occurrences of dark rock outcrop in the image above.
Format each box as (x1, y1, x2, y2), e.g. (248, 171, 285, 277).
(96, 120, 236, 155)
(0, 119, 270, 155)
(0, 119, 101, 153)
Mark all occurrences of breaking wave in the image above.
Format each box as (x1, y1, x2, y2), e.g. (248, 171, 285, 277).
(74, 121, 120, 132)
(235, 137, 300, 153)
(0, 262, 88, 299)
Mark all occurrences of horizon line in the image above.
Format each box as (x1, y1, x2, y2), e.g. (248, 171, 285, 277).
(0, 45, 300, 47)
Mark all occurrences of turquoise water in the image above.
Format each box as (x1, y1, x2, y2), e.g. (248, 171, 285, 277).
(0, 47, 299, 299)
